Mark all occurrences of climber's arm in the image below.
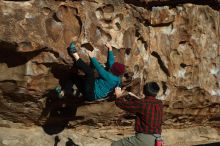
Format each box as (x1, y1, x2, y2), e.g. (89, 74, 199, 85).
(105, 43, 115, 68)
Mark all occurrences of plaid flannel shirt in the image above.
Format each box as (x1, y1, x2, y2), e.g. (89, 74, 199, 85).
(115, 94, 163, 134)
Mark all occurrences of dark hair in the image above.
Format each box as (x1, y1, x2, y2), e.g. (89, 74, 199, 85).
(143, 82, 160, 96)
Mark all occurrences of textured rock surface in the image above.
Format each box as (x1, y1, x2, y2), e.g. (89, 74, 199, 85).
(0, 0, 220, 145)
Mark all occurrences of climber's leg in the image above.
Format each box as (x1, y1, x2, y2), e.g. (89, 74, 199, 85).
(74, 58, 95, 101)
(68, 42, 95, 101)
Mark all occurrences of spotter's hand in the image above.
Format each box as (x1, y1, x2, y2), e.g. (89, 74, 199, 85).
(114, 87, 124, 98)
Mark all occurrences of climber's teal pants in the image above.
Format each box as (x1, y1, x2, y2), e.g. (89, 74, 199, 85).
(111, 133, 159, 146)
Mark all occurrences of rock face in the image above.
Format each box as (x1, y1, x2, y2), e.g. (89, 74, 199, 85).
(0, 0, 219, 136)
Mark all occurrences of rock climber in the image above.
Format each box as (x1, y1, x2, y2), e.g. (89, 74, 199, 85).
(111, 82, 163, 146)
(55, 42, 126, 102)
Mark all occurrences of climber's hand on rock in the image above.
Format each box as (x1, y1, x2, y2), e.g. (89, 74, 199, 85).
(115, 87, 124, 98)
(105, 43, 112, 51)
(86, 50, 95, 58)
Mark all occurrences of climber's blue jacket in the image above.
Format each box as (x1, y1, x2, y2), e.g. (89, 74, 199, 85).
(90, 51, 121, 100)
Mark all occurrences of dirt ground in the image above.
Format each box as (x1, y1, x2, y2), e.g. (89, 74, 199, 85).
(0, 124, 219, 146)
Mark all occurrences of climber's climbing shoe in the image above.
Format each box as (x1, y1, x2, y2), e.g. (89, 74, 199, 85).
(55, 86, 64, 99)
(68, 42, 77, 54)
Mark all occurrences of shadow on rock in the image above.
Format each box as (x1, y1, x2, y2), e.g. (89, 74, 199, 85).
(194, 142, 220, 146)
(66, 138, 79, 146)
(39, 89, 84, 135)
(54, 136, 60, 146)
